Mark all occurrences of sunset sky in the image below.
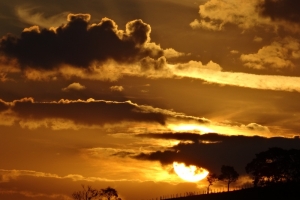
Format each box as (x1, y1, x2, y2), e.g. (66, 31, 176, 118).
(1, 0, 300, 199)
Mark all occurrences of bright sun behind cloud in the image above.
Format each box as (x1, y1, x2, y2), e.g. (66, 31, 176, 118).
(173, 161, 209, 182)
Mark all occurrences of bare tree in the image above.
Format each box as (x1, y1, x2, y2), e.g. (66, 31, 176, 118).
(72, 185, 121, 200)
(72, 185, 99, 200)
(218, 165, 239, 192)
(206, 173, 218, 194)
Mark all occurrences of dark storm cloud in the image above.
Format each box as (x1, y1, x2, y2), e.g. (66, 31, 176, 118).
(257, 0, 300, 23)
(0, 13, 163, 70)
(7, 98, 166, 125)
(134, 133, 300, 175)
(1, 98, 209, 128)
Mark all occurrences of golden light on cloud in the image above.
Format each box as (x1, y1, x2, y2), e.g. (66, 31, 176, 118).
(168, 124, 214, 133)
(173, 162, 209, 182)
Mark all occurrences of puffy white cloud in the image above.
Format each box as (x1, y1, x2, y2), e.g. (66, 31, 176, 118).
(163, 48, 185, 58)
(191, 0, 300, 32)
(110, 85, 124, 92)
(62, 82, 86, 91)
(191, 0, 271, 31)
(240, 37, 300, 70)
(174, 60, 222, 72)
(244, 123, 270, 132)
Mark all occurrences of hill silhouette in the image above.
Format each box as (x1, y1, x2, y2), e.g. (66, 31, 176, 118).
(164, 182, 300, 200)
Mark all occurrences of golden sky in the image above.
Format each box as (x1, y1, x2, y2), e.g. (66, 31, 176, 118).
(0, 0, 300, 199)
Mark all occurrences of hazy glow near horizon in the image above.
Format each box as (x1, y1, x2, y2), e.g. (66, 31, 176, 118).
(173, 161, 209, 182)
(168, 124, 214, 133)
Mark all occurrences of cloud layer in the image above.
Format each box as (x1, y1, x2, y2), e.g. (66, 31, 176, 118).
(134, 133, 300, 175)
(0, 98, 210, 130)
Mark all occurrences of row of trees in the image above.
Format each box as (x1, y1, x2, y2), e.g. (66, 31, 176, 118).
(207, 147, 300, 193)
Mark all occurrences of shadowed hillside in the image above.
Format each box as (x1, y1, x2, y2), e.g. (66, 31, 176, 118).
(164, 183, 300, 200)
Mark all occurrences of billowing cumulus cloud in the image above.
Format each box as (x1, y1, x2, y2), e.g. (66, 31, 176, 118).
(0, 14, 167, 80)
(191, 0, 300, 32)
(62, 82, 86, 91)
(133, 133, 300, 174)
(1, 13, 161, 68)
(190, 0, 271, 31)
(163, 48, 186, 58)
(240, 37, 300, 70)
(244, 123, 270, 132)
(173, 60, 222, 72)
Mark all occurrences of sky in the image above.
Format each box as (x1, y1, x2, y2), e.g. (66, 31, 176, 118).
(0, 0, 300, 199)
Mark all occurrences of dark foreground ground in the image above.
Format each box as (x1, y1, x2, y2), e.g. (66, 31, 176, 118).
(165, 183, 300, 200)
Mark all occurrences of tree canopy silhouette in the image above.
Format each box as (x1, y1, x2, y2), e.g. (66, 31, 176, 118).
(72, 185, 121, 200)
(218, 165, 239, 192)
(100, 187, 120, 200)
(245, 147, 300, 187)
(206, 172, 218, 194)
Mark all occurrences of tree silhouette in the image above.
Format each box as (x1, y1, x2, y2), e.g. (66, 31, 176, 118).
(72, 185, 121, 200)
(218, 165, 239, 192)
(72, 185, 99, 200)
(246, 147, 300, 187)
(206, 173, 218, 194)
(100, 187, 120, 200)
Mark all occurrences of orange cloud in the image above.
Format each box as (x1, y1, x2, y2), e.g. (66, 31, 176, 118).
(240, 37, 300, 70)
(62, 82, 86, 92)
(0, 98, 210, 130)
(191, 0, 300, 32)
(110, 85, 124, 92)
(0, 14, 165, 81)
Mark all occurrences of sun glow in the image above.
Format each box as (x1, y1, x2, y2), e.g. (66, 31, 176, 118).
(173, 161, 209, 182)
(168, 124, 214, 133)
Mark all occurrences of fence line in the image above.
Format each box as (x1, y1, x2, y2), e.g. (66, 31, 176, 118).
(142, 185, 253, 200)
